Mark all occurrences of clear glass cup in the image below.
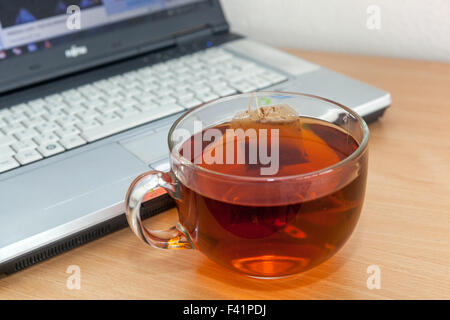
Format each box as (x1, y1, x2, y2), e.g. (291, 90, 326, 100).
(125, 92, 369, 278)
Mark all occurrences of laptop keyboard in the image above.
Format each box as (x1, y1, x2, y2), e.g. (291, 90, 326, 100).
(0, 47, 287, 173)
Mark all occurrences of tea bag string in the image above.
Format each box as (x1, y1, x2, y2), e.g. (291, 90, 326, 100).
(247, 93, 260, 113)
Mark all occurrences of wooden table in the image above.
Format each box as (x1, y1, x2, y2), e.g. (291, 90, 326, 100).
(1, 50, 449, 300)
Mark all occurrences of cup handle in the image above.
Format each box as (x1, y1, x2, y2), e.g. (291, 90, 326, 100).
(125, 170, 193, 250)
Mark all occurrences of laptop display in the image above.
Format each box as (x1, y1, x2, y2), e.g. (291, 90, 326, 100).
(0, 0, 203, 61)
(0, 0, 221, 93)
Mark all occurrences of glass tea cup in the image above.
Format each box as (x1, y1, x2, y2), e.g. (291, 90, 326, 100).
(125, 92, 369, 278)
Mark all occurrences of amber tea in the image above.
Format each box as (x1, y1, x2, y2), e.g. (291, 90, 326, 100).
(175, 116, 366, 278)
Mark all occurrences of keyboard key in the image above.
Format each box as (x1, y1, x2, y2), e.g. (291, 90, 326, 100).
(0, 157, 19, 173)
(212, 86, 237, 97)
(137, 92, 157, 103)
(208, 79, 227, 87)
(0, 108, 12, 118)
(155, 87, 175, 97)
(180, 99, 202, 109)
(43, 111, 66, 122)
(28, 98, 46, 108)
(85, 98, 106, 109)
(231, 58, 256, 70)
(116, 107, 139, 118)
(62, 89, 83, 100)
(1, 123, 25, 135)
(96, 104, 119, 115)
(67, 95, 87, 105)
(12, 104, 27, 114)
(228, 73, 246, 84)
(205, 72, 224, 81)
(0, 134, 16, 146)
(22, 116, 46, 129)
(174, 66, 190, 75)
(229, 80, 258, 93)
(108, 75, 125, 84)
(122, 88, 142, 98)
(260, 71, 287, 84)
(60, 135, 87, 150)
(14, 128, 39, 141)
(56, 115, 80, 126)
(0, 145, 15, 158)
(80, 88, 103, 99)
(120, 80, 141, 90)
(173, 90, 195, 101)
(43, 101, 65, 111)
(3, 113, 26, 124)
(122, 71, 139, 80)
(93, 80, 110, 89)
(190, 84, 212, 95)
(33, 133, 59, 146)
(115, 98, 138, 108)
(76, 119, 101, 132)
(38, 142, 65, 157)
(243, 66, 268, 76)
(139, 82, 159, 92)
(63, 105, 86, 116)
(55, 126, 80, 138)
(158, 96, 177, 105)
(45, 94, 64, 103)
(81, 104, 184, 142)
(104, 87, 125, 96)
(15, 149, 43, 165)
(24, 105, 47, 117)
(138, 101, 161, 111)
(105, 96, 125, 105)
(76, 109, 100, 121)
(35, 122, 61, 134)
(196, 92, 219, 103)
(156, 71, 175, 80)
(248, 76, 273, 90)
(11, 139, 37, 153)
(95, 113, 121, 124)
(152, 63, 169, 72)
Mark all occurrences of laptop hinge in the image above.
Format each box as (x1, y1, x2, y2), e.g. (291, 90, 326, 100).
(174, 25, 215, 45)
(211, 23, 229, 35)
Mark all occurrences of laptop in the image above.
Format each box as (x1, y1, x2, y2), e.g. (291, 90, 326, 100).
(0, 0, 390, 274)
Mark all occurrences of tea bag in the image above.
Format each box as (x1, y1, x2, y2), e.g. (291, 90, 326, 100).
(229, 95, 309, 173)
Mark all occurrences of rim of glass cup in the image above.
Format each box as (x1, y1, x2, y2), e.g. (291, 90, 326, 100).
(168, 91, 369, 182)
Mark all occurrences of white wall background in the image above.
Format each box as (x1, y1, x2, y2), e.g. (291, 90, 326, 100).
(220, 0, 450, 62)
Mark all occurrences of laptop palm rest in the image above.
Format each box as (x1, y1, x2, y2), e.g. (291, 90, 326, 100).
(0, 143, 148, 254)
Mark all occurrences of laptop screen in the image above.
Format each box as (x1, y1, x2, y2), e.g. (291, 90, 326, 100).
(0, 0, 204, 61)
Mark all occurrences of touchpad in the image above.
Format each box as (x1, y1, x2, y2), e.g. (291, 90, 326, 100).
(121, 128, 170, 165)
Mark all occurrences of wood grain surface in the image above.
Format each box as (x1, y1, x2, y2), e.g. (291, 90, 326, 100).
(1, 49, 449, 299)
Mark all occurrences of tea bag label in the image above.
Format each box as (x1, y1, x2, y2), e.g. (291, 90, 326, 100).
(231, 103, 300, 128)
(230, 102, 308, 167)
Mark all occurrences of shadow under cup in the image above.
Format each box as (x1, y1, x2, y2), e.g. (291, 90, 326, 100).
(126, 92, 369, 279)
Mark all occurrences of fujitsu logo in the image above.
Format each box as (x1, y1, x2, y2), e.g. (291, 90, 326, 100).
(65, 45, 88, 58)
